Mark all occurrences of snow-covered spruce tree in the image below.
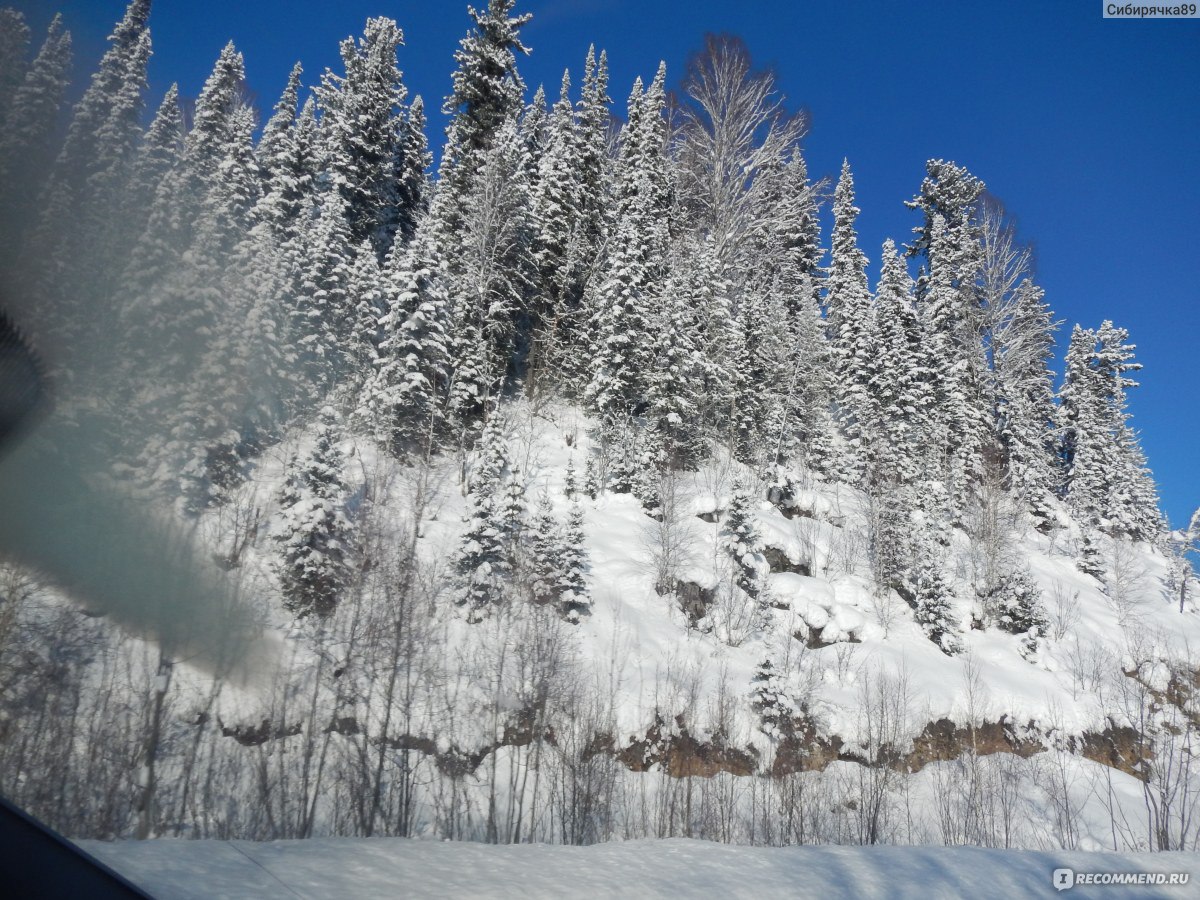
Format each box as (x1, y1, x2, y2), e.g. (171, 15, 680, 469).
(730, 146, 816, 469)
(123, 84, 182, 241)
(871, 483, 915, 596)
(1092, 323, 1161, 542)
(117, 44, 262, 496)
(1110, 434, 1161, 543)
(526, 491, 589, 620)
(528, 493, 563, 606)
(745, 148, 835, 472)
(168, 103, 269, 509)
(257, 61, 303, 184)
(993, 286, 1060, 520)
(273, 407, 356, 619)
(721, 489, 766, 609)
(0, 14, 71, 231)
(121, 40, 247, 346)
(583, 206, 653, 424)
(906, 158, 986, 288)
(604, 419, 662, 511)
(316, 17, 417, 260)
(178, 236, 290, 510)
(730, 291, 779, 466)
(528, 69, 584, 385)
(31, 0, 151, 351)
(645, 257, 708, 470)
(454, 414, 518, 617)
(582, 455, 599, 499)
(519, 83, 548, 171)
(906, 161, 991, 518)
(825, 159, 873, 480)
(757, 149, 824, 320)
(496, 465, 527, 571)
(348, 238, 388, 372)
(908, 529, 962, 655)
(292, 187, 357, 396)
(584, 65, 670, 427)
(397, 94, 431, 230)
(1058, 320, 1161, 543)
(676, 237, 739, 440)
(569, 45, 612, 305)
(865, 239, 926, 490)
(575, 45, 611, 229)
(987, 567, 1048, 656)
(257, 63, 321, 241)
(1169, 508, 1200, 612)
(1057, 324, 1097, 506)
(360, 222, 451, 459)
(557, 499, 591, 619)
(433, 2, 534, 423)
(750, 657, 796, 739)
(438, 0, 532, 212)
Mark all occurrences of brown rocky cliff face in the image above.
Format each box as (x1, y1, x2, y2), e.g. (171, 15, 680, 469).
(217, 706, 1156, 782)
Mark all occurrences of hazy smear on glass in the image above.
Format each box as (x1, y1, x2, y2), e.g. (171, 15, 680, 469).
(0, 170, 283, 687)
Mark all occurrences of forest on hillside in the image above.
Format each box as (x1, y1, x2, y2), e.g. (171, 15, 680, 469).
(1, 0, 1199, 851)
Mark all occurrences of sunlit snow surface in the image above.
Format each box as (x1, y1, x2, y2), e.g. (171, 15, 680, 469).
(79, 837, 1200, 899)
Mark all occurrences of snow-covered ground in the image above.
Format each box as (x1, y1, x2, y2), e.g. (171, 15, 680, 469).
(78, 836, 1200, 899)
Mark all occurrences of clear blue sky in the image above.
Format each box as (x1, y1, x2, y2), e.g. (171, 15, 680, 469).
(18, 0, 1200, 527)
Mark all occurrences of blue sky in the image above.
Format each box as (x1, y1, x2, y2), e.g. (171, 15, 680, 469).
(18, 0, 1200, 526)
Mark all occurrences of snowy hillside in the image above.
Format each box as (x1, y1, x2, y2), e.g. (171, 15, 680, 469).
(8, 400, 1197, 853)
(161, 401, 1198, 852)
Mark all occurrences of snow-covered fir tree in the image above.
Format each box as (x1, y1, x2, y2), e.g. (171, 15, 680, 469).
(909, 531, 962, 656)
(454, 414, 518, 616)
(257, 64, 320, 240)
(0, 14, 71, 232)
(273, 407, 356, 618)
(906, 161, 991, 518)
(439, 0, 532, 209)
(645, 256, 708, 470)
(527, 492, 563, 605)
(584, 66, 670, 426)
(360, 222, 452, 458)
(864, 239, 926, 490)
(721, 489, 766, 611)
(32, 0, 150, 351)
(1058, 321, 1161, 545)
(124, 84, 182, 239)
(442, 113, 533, 426)
(529, 69, 584, 383)
(987, 567, 1048, 656)
(316, 17, 416, 260)
(557, 498, 590, 619)
(825, 159, 872, 479)
(293, 188, 357, 395)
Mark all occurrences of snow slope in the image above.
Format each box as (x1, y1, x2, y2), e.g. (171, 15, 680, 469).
(78, 836, 1200, 900)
